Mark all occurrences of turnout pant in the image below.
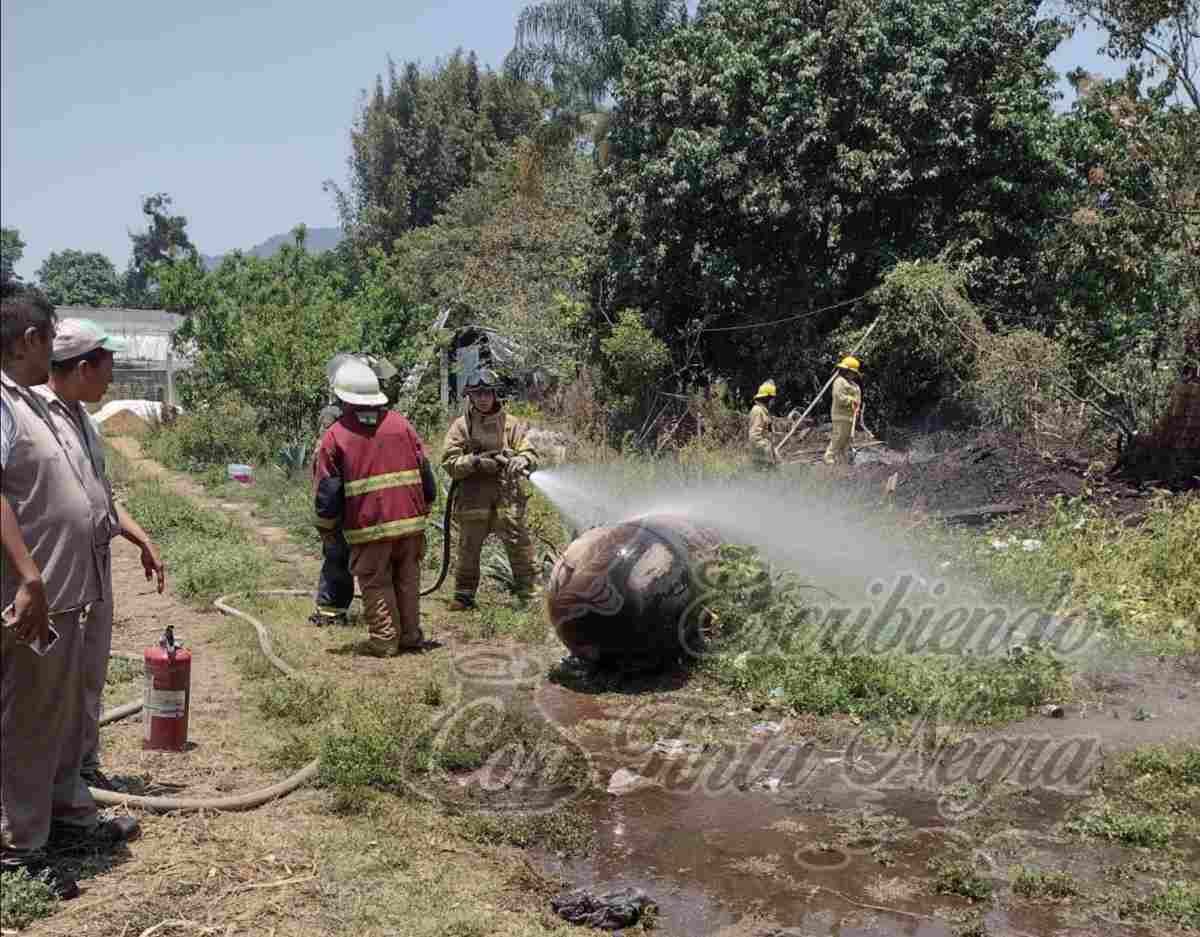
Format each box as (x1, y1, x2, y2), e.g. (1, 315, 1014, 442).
(823, 419, 854, 465)
(1, 609, 97, 861)
(350, 534, 425, 654)
(453, 501, 536, 600)
(81, 548, 113, 773)
(315, 528, 354, 619)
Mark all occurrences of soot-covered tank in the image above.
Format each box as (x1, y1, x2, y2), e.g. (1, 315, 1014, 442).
(545, 514, 721, 669)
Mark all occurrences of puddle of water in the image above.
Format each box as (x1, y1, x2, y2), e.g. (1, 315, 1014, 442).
(529, 681, 1176, 937)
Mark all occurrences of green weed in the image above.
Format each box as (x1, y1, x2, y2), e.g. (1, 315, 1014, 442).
(929, 858, 993, 901)
(457, 808, 594, 855)
(1067, 806, 1175, 847)
(951, 494, 1200, 651)
(1119, 880, 1200, 928)
(1011, 866, 1081, 899)
(254, 676, 332, 725)
(0, 867, 58, 930)
(104, 656, 141, 686)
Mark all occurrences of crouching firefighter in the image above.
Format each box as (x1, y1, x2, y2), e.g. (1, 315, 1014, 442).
(441, 369, 539, 610)
(313, 359, 437, 656)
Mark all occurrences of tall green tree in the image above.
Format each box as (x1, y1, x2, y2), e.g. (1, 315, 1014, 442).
(326, 49, 546, 253)
(35, 250, 124, 307)
(0, 227, 25, 285)
(597, 0, 1069, 406)
(125, 193, 199, 301)
(505, 0, 688, 107)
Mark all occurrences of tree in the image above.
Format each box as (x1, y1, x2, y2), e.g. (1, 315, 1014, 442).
(1064, 0, 1200, 109)
(35, 250, 124, 307)
(0, 227, 25, 285)
(125, 193, 198, 300)
(326, 50, 546, 253)
(597, 0, 1069, 411)
(505, 0, 688, 107)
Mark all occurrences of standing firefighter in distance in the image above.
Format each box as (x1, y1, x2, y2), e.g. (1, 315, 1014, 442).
(749, 380, 779, 469)
(823, 356, 863, 465)
(441, 369, 539, 610)
(313, 360, 437, 657)
(309, 354, 398, 627)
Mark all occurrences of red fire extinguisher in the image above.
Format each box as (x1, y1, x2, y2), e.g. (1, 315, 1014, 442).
(143, 625, 191, 751)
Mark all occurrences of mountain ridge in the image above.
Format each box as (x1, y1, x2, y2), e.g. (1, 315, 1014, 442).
(201, 226, 343, 270)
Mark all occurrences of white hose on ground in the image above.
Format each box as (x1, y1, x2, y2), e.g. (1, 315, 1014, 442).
(92, 589, 320, 813)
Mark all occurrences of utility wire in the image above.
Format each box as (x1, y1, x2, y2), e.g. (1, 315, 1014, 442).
(699, 290, 874, 333)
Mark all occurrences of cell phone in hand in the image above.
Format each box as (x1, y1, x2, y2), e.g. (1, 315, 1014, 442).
(0, 603, 61, 656)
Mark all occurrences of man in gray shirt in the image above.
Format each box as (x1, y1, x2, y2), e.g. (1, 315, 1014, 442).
(1, 289, 137, 900)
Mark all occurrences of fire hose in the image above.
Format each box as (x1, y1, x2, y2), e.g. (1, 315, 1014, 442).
(91, 479, 465, 812)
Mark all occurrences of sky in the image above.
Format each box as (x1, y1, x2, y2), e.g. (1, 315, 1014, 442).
(2, 1, 1129, 281)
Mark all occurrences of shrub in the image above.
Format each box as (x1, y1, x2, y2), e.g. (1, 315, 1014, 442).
(0, 867, 58, 929)
(147, 393, 273, 471)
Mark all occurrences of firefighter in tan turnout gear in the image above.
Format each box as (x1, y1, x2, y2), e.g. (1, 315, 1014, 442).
(748, 380, 778, 469)
(823, 356, 863, 465)
(441, 369, 539, 610)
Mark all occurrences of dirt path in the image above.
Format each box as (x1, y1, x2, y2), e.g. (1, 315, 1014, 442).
(109, 436, 308, 558)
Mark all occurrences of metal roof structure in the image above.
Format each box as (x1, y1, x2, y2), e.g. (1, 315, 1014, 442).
(55, 305, 190, 366)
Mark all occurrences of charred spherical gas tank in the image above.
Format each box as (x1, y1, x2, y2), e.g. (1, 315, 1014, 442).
(546, 514, 721, 669)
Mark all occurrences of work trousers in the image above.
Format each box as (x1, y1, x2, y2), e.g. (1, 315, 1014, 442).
(823, 419, 854, 465)
(81, 548, 113, 772)
(453, 502, 536, 599)
(350, 534, 425, 655)
(1, 609, 96, 860)
(315, 528, 354, 618)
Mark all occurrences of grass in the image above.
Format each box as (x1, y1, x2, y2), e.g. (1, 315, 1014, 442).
(928, 858, 993, 901)
(119, 476, 268, 602)
(944, 493, 1200, 653)
(457, 807, 595, 855)
(1067, 745, 1200, 848)
(0, 867, 58, 930)
(699, 544, 1071, 727)
(1010, 866, 1081, 899)
(1119, 880, 1200, 928)
(104, 656, 141, 685)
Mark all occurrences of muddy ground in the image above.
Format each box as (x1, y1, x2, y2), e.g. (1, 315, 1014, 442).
(20, 439, 1198, 937)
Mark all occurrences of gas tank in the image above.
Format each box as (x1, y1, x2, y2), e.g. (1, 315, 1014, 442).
(545, 514, 721, 670)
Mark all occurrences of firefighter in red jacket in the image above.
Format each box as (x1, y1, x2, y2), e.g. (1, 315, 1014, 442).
(313, 359, 437, 657)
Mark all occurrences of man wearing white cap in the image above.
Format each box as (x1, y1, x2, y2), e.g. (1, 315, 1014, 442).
(36, 318, 165, 795)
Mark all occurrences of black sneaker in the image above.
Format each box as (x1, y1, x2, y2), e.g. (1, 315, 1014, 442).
(51, 816, 140, 847)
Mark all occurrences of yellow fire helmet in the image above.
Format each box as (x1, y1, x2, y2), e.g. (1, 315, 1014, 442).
(836, 356, 861, 374)
(754, 380, 777, 399)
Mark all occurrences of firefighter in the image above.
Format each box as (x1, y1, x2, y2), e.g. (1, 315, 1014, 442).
(308, 355, 396, 627)
(441, 369, 539, 610)
(823, 356, 862, 465)
(313, 360, 437, 656)
(748, 380, 778, 469)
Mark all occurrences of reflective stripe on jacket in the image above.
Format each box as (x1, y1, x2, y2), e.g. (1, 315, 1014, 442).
(313, 410, 429, 545)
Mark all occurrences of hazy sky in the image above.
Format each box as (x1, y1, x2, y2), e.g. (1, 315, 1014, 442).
(2, 1, 1126, 281)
